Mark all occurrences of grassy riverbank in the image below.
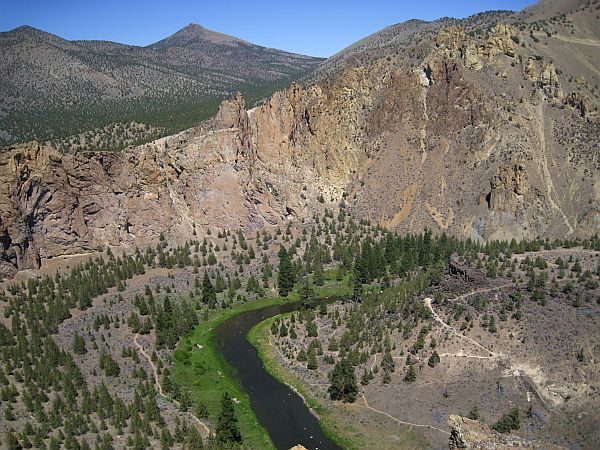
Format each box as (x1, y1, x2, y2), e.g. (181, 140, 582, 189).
(172, 296, 285, 449)
(171, 270, 351, 448)
(248, 315, 363, 450)
(247, 296, 429, 449)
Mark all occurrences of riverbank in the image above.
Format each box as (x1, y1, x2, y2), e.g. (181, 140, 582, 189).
(247, 310, 430, 449)
(172, 296, 286, 449)
(247, 315, 360, 449)
(171, 271, 352, 448)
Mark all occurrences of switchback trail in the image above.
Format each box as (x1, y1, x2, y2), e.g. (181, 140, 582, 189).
(424, 285, 511, 358)
(425, 286, 553, 411)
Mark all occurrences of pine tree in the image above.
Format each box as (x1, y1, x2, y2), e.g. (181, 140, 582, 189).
(328, 358, 358, 402)
(72, 333, 87, 355)
(313, 257, 325, 286)
(492, 407, 521, 433)
(202, 271, 217, 308)
(214, 271, 226, 293)
(299, 278, 314, 306)
(428, 350, 440, 368)
(404, 365, 416, 383)
(307, 346, 318, 370)
(195, 401, 209, 419)
(99, 350, 120, 377)
(352, 254, 367, 301)
(277, 246, 294, 297)
(216, 393, 242, 445)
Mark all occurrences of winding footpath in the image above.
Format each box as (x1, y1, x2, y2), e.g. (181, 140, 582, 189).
(424, 285, 511, 358)
(133, 333, 211, 437)
(424, 288, 553, 411)
(359, 284, 545, 435)
(357, 395, 450, 436)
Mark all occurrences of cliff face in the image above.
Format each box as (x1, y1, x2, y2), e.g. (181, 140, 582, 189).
(1, 14, 599, 277)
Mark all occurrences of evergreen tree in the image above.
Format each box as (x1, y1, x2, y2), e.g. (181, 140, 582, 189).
(99, 350, 120, 377)
(299, 278, 314, 307)
(202, 271, 217, 308)
(216, 393, 242, 445)
(352, 254, 367, 301)
(428, 350, 440, 368)
(307, 346, 318, 370)
(277, 246, 294, 297)
(492, 407, 521, 433)
(404, 365, 416, 383)
(72, 333, 87, 355)
(328, 358, 358, 402)
(313, 257, 325, 286)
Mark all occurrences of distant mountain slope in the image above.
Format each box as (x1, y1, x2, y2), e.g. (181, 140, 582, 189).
(0, 24, 323, 149)
(1, 0, 599, 278)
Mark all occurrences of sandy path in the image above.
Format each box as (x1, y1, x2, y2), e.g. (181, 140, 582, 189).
(425, 287, 557, 411)
(551, 34, 600, 48)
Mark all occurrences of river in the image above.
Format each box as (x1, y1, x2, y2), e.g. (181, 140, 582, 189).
(216, 301, 343, 450)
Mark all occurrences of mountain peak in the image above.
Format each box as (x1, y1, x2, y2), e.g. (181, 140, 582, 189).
(182, 23, 205, 30)
(150, 22, 249, 49)
(4, 25, 46, 36)
(1, 25, 66, 45)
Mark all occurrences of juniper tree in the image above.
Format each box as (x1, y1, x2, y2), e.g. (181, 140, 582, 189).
(202, 271, 217, 308)
(72, 333, 87, 355)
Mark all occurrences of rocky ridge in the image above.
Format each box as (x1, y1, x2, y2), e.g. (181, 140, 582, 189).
(1, 0, 599, 278)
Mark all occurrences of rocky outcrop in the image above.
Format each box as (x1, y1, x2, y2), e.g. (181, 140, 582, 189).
(564, 92, 591, 118)
(433, 23, 518, 72)
(488, 164, 528, 212)
(0, 83, 368, 276)
(448, 415, 564, 449)
(540, 62, 565, 100)
(486, 24, 518, 58)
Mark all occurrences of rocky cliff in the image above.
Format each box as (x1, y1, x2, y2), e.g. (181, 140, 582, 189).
(1, 3, 599, 278)
(448, 415, 565, 449)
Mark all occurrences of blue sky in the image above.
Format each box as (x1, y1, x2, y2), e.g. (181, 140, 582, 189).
(1, 0, 535, 57)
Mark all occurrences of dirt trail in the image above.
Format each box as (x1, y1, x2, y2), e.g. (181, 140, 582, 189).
(370, 353, 378, 372)
(425, 288, 554, 411)
(424, 285, 511, 358)
(437, 352, 496, 360)
(134, 333, 211, 437)
(357, 395, 450, 436)
(513, 247, 598, 260)
(551, 34, 600, 48)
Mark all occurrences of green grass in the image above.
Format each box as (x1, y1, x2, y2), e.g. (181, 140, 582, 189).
(170, 270, 351, 448)
(171, 296, 287, 449)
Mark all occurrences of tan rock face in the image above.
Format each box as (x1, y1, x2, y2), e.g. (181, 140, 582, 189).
(486, 24, 518, 58)
(489, 164, 528, 212)
(433, 23, 519, 72)
(448, 415, 565, 449)
(524, 56, 540, 80)
(1, 22, 598, 277)
(540, 62, 565, 99)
